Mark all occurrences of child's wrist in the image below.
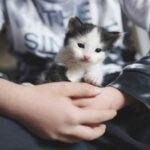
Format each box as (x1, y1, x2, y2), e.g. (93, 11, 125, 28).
(0, 79, 27, 119)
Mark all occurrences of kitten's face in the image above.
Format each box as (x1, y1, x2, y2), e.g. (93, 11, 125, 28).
(64, 17, 119, 64)
(67, 27, 106, 64)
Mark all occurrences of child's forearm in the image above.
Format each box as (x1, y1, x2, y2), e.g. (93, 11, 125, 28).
(0, 79, 24, 118)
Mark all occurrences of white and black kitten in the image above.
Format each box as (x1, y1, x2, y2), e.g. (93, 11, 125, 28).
(47, 17, 120, 86)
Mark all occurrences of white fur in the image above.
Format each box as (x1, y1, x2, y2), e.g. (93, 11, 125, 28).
(84, 63, 104, 86)
(55, 27, 106, 86)
(68, 28, 105, 64)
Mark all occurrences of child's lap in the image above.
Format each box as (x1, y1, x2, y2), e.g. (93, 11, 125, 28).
(0, 103, 150, 150)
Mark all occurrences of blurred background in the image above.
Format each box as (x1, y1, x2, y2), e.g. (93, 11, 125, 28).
(0, 30, 16, 72)
(0, 23, 150, 76)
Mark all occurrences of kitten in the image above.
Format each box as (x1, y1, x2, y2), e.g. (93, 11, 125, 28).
(47, 17, 120, 86)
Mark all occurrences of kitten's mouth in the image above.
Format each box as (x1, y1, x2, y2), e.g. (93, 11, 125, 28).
(80, 56, 91, 63)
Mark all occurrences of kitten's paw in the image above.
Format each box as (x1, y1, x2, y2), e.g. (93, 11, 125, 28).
(84, 73, 103, 86)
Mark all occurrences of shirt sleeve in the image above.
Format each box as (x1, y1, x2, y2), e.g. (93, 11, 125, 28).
(113, 0, 150, 108)
(119, 0, 150, 31)
(0, 0, 6, 79)
(111, 51, 150, 109)
(0, 0, 5, 31)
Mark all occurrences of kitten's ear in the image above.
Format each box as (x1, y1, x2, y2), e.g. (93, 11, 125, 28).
(68, 17, 83, 31)
(101, 27, 120, 43)
(101, 28, 121, 50)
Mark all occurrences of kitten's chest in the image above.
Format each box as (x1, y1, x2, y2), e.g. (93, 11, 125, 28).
(66, 65, 86, 82)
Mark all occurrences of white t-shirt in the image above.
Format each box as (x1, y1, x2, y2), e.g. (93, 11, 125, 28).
(0, 0, 150, 58)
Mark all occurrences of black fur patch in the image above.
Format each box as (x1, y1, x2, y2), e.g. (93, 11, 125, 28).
(46, 63, 70, 82)
(64, 17, 95, 46)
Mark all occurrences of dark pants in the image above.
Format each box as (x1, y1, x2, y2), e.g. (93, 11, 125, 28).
(1, 102, 150, 150)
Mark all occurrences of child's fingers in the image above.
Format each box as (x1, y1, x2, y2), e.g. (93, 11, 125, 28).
(72, 124, 106, 141)
(58, 82, 101, 98)
(78, 109, 117, 124)
(73, 98, 94, 107)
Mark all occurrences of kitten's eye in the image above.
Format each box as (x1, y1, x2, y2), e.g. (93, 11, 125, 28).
(78, 43, 85, 48)
(95, 48, 102, 53)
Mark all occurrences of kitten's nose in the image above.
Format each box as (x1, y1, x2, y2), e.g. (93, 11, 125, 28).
(81, 55, 90, 62)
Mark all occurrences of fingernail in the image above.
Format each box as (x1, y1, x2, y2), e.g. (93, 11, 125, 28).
(101, 124, 106, 130)
(110, 110, 117, 116)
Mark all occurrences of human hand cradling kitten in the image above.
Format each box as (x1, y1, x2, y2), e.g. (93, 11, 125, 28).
(0, 80, 117, 143)
(73, 86, 134, 111)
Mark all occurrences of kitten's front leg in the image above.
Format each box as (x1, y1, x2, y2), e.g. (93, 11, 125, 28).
(84, 65, 103, 86)
(66, 68, 84, 82)
(46, 63, 70, 82)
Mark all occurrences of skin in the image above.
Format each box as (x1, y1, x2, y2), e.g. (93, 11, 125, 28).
(0, 79, 117, 143)
(73, 86, 134, 111)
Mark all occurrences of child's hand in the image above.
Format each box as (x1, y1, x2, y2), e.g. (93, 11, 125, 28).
(0, 80, 117, 143)
(73, 86, 134, 111)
